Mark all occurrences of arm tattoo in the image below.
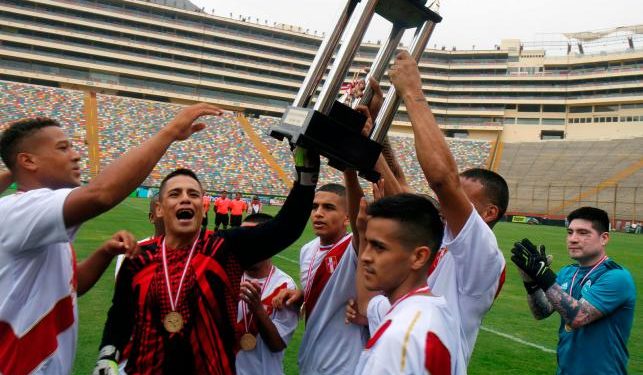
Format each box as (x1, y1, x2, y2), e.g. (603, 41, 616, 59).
(527, 289, 554, 320)
(545, 284, 604, 328)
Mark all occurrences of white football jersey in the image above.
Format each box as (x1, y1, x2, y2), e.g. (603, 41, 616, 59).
(298, 235, 368, 375)
(0, 188, 79, 375)
(357, 293, 466, 375)
(368, 208, 505, 364)
(235, 266, 298, 375)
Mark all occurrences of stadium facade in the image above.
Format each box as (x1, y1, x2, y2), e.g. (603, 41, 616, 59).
(0, 0, 641, 227)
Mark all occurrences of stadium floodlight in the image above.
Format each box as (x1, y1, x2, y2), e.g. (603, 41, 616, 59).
(270, 0, 441, 182)
(628, 36, 634, 49)
(578, 42, 584, 54)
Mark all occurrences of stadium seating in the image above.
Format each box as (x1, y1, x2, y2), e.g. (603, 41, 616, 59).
(0, 80, 492, 200)
(0, 80, 89, 176)
(96, 95, 289, 196)
(248, 116, 492, 195)
(498, 138, 643, 219)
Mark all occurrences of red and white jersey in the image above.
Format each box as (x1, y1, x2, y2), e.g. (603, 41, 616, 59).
(0, 188, 79, 375)
(235, 267, 298, 375)
(368, 209, 505, 364)
(357, 294, 465, 375)
(298, 234, 368, 375)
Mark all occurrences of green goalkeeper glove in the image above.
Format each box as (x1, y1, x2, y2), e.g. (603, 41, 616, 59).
(93, 345, 120, 375)
(292, 146, 320, 187)
(511, 238, 557, 292)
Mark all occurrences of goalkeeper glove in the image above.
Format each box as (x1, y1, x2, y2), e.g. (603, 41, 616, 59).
(511, 238, 557, 292)
(93, 345, 120, 375)
(292, 146, 320, 187)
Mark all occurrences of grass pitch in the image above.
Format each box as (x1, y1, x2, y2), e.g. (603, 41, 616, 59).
(72, 197, 642, 374)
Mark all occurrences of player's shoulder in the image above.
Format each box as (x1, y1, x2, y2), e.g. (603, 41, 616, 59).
(301, 237, 320, 252)
(600, 260, 635, 285)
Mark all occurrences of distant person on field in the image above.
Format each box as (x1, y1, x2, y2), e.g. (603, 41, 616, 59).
(230, 192, 248, 227)
(202, 193, 212, 229)
(512, 207, 636, 375)
(234, 213, 299, 375)
(214, 190, 231, 230)
(0, 102, 221, 375)
(249, 196, 262, 215)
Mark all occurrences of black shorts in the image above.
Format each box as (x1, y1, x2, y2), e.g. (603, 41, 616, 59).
(230, 214, 242, 227)
(215, 213, 229, 227)
(201, 213, 208, 228)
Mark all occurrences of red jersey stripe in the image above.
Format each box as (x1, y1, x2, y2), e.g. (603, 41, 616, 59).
(425, 332, 451, 375)
(0, 295, 74, 375)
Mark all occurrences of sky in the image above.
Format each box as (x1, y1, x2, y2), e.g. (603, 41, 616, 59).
(190, 0, 642, 50)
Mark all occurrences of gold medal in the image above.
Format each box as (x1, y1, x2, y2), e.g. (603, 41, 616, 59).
(164, 311, 184, 333)
(240, 333, 257, 351)
(564, 324, 572, 332)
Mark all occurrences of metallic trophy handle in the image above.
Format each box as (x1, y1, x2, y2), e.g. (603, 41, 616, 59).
(372, 19, 439, 143)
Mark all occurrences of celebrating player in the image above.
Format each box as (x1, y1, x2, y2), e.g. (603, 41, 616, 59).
(0, 103, 221, 375)
(354, 194, 465, 375)
(272, 183, 367, 374)
(95, 145, 319, 375)
(235, 213, 299, 375)
(512, 207, 635, 375)
(358, 51, 509, 365)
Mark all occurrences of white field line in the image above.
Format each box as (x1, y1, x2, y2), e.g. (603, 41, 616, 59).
(275, 254, 299, 265)
(480, 326, 556, 354)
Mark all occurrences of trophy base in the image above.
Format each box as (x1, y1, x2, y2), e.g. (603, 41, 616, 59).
(376, 0, 442, 28)
(270, 102, 383, 183)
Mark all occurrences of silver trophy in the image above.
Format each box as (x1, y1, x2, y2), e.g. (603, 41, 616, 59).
(270, 0, 442, 182)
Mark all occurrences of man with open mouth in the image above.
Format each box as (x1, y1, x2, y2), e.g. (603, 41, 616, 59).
(94, 147, 319, 375)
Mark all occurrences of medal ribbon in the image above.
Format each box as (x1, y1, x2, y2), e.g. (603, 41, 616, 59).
(241, 265, 275, 333)
(568, 255, 608, 295)
(162, 234, 200, 312)
(385, 284, 430, 317)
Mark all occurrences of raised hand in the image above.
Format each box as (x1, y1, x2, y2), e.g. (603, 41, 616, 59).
(389, 51, 423, 98)
(165, 103, 223, 141)
(102, 230, 140, 258)
(511, 238, 557, 291)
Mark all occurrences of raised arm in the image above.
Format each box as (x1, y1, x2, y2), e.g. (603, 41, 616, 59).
(389, 51, 472, 235)
(223, 147, 319, 267)
(64, 103, 222, 228)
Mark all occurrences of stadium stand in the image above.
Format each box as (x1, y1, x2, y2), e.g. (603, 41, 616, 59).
(96, 95, 288, 196)
(498, 138, 643, 220)
(0, 80, 89, 176)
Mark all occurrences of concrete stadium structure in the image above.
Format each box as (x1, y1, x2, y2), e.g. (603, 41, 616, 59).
(0, 0, 641, 226)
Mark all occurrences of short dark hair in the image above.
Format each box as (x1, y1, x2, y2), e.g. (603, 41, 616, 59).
(244, 213, 273, 225)
(460, 168, 509, 226)
(367, 193, 444, 254)
(567, 207, 609, 234)
(317, 183, 346, 198)
(0, 117, 61, 170)
(158, 168, 202, 198)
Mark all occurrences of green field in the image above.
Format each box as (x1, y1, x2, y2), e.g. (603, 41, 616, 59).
(71, 197, 642, 375)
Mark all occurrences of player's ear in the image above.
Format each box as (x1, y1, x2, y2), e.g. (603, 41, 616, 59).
(410, 246, 431, 271)
(155, 200, 164, 218)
